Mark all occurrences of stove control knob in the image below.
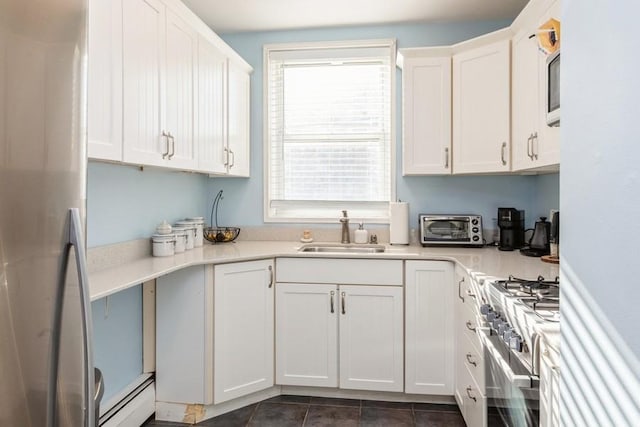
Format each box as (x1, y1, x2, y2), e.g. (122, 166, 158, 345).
(502, 328, 513, 342)
(487, 311, 499, 322)
(492, 317, 503, 331)
(509, 334, 523, 352)
(498, 322, 510, 336)
(480, 304, 492, 315)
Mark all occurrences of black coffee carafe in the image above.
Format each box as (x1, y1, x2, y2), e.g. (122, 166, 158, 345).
(520, 217, 551, 257)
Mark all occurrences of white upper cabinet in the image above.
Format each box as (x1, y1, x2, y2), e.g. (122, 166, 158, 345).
(197, 36, 227, 174)
(122, 0, 167, 167)
(89, 0, 251, 175)
(453, 31, 511, 174)
(163, 10, 198, 170)
(397, 48, 452, 175)
(512, 0, 560, 171)
(88, 0, 123, 161)
(226, 59, 251, 177)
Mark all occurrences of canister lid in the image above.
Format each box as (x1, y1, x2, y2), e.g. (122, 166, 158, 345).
(152, 233, 175, 242)
(186, 216, 205, 224)
(174, 221, 196, 228)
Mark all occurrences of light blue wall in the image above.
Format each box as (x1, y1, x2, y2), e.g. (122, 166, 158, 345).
(91, 285, 142, 403)
(87, 161, 210, 248)
(214, 21, 559, 229)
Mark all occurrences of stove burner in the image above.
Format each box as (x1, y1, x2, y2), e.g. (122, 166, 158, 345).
(495, 275, 560, 297)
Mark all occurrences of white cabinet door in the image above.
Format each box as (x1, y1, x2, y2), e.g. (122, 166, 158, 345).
(275, 283, 338, 387)
(453, 38, 511, 174)
(214, 259, 274, 404)
(511, 27, 540, 171)
(122, 0, 167, 167)
(400, 53, 452, 175)
(164, 10, 197, 170)
(87, 0, 123, 161)
(156, 266, 212, 405)
(226, 60, 251, 177)
(339, 285, 403, 392)
(197, 36, 227, 174)
(512, 0, 560, 171)
(405, 261, 454, 395)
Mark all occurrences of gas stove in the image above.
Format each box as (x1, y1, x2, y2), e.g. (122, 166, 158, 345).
(481, 274, 561, 373)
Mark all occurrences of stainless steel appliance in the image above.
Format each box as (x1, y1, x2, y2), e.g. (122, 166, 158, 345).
(497, 208, 525, 251)
(546, 50, 560, 127)
(521, 217, 552, 257)
(0, 1, 101, 426)
(419, 214, 484, 247)
(480, 276, 560, 427)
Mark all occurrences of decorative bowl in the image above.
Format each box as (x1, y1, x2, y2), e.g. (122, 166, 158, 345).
(203, 227, 241, 243)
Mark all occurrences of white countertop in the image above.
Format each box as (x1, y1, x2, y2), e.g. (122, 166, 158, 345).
(88, 240, 560, 301)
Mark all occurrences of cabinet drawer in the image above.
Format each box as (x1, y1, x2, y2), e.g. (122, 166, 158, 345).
(276, 258, 403, 286)
(456, 347, 487, 427)
(459, 330, 484, 391)
(458, 306, 483, 352)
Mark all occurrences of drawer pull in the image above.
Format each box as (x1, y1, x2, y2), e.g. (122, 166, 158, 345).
(466, 386, 477, 402)
(341, 292, 346, 315)
(466, 321, 476, 332)
(466, 353, 477, 367)
(458, 277, 465, 302)
(466, 289, 476, 299)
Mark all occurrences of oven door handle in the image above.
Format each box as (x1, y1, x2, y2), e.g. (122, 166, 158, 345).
(479, 327, 535, 389)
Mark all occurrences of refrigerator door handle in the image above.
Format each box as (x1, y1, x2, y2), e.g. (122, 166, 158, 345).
(48, 208, 96, 427)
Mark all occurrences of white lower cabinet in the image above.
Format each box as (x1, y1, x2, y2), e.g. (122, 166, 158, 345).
(405, 261, 455, 395)
(155, 259, 274, 406)
(213, 260, 275, 404)
(275, 283, 338, 387)
(275, 258, 404, 392)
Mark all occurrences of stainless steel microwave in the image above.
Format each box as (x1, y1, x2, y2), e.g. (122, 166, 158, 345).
(419, 214, 484, 247)
(546, 50, 560, 127)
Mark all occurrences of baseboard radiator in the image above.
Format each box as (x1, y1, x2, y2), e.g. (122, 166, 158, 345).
(561, 263, 640, 426)
(99, 375, 155, 427)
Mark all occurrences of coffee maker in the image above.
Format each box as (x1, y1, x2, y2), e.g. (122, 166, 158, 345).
(497, 208, 525, 251)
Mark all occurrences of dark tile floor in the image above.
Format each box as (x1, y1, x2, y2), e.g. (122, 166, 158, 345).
(143, 395, 466, 426)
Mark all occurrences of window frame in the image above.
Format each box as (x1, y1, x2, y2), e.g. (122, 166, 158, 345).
(263, 39, 397, 223)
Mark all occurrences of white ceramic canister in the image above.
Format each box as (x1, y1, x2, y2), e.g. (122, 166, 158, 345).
(185, 217, 205, 247)
(152, 234, 175, 257)
(174, 221, 195, 250)
(172, 227, 187, 253)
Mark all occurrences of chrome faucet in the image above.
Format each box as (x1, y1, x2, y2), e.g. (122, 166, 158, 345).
(340, 210, 350, 244)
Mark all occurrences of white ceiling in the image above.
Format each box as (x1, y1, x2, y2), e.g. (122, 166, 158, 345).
(182, 0, 529, 34)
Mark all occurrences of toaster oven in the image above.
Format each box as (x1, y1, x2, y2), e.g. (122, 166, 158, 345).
(419, 214, 484, 247)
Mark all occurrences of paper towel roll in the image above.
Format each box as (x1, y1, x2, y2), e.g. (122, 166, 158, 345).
(389, 202, 409, 245)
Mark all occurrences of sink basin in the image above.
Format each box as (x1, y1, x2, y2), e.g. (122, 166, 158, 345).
(298, 244, 386, 254)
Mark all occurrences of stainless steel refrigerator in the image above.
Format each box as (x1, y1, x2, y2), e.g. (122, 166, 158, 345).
(0, 0, 102, 426)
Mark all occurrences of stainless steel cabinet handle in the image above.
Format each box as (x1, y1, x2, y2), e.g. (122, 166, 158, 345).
(466, 387, 477, 402)
(526, 134, 533, 160)
(531, 132, 538, 160)
(168, 132, 176, 160)
(229, 149, 235, 168)
(466, 353, 477, 366)
(162, 131, 170, 159)
(341, 292, 346, 315)
(466, 289, 476, 299)
(47, 209, 96, 427)
(330, 291, 335, 313)
(501, 141, 507, 165)
(444, 147, 449, 169)
(267, 265, 273, 288)
(458, 277, 465, 302)
(466, 321, 476, 332)
(223, 147, 229, 167)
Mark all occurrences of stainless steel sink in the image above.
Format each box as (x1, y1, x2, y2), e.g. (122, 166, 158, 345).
(298, 244, 386, 254)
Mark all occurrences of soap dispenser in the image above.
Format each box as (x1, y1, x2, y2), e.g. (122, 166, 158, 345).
(355, 222, 368, 244)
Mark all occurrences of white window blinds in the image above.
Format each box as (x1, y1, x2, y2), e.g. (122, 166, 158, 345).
(265, 40, 395, 222)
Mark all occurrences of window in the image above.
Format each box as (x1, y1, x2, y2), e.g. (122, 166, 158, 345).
(264, 39, 396, 222)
